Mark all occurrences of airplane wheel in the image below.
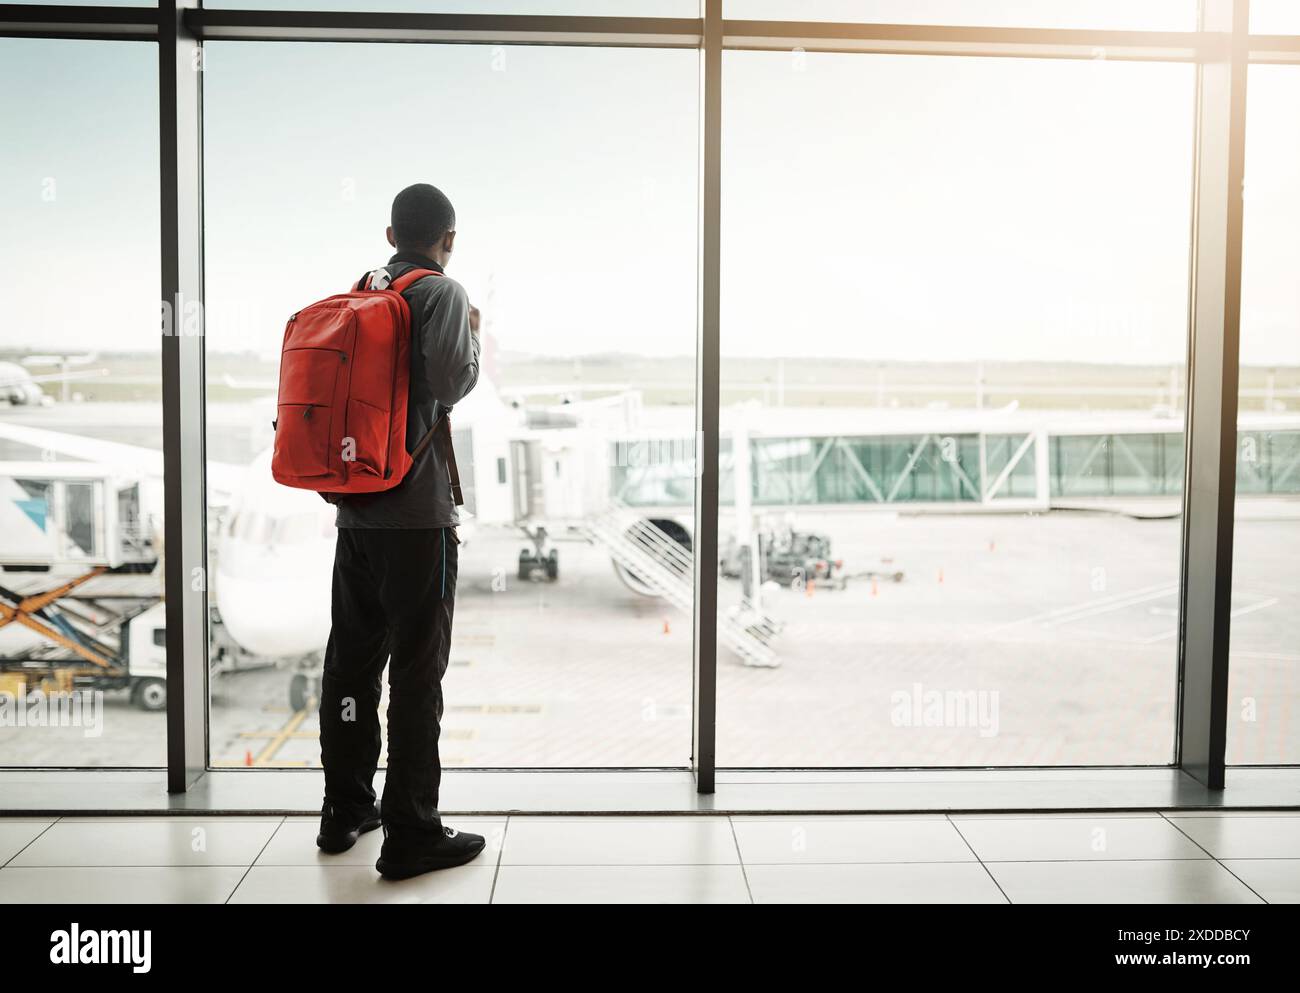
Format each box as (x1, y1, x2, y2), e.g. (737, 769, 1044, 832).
(289, 673, 311, 713)
(133, 678, 167, 713)
(546, 549, 559, 581)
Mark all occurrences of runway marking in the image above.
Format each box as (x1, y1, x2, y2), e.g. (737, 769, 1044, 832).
(1140, 596, 1281, 644)
(238, 730, 317, 740)
(240, 701, 315, 767)
(975, 581, 1177, 638)
(1231, 650, 1300, 662)
(1039, 585, 1179, 628)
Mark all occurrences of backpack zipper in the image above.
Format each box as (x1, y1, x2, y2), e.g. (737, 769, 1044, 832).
(384, 293, 402, 479)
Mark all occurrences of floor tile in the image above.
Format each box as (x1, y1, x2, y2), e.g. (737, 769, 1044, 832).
(500, 816, 738, 865)
(732, 815, 974, 864)
(257, 817, 506, 866)
(11, 817, 282, 867)
(492, 865, 750, 904)
(229, 865, 495, 904)
(747, 862, 1007, 904)
(950, 811, 1157, 819)
(1166, 815, 1300, 859)
(0, 866, 246, 904)
(1162, 810, 1300, 817)
(1220, 859, 1300, 904)
(986, 859, 1264, 904)
(0, 819, 55, 865)
(952, 814, 1208, 861)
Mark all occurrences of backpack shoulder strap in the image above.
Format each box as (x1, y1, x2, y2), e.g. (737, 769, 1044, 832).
(410, 412, 463, 506)
(351, 267, 443, 293)
(389, 267, 443, 294)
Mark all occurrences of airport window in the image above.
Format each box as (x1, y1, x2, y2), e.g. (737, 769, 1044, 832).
(202, 41, 699, 768)
(0, 37, 163, 768)
(717, 50, 1195, 765)
(724, 0, 1199, 30)
(1227, 65, 1300, 765)
(1, 2, 1292, 796)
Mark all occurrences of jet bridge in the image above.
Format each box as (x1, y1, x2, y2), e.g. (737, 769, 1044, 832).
(0, 461, 158, 571)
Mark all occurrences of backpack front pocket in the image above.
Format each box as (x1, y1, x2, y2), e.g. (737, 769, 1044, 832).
(275, 344, 346, 479)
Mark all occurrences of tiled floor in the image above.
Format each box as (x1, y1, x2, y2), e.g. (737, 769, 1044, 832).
(0, 811, 1294, 904)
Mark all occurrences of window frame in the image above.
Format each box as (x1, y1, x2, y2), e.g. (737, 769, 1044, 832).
(2, 0, 1290, 792)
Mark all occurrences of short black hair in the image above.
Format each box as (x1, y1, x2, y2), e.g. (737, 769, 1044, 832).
(391, 183, 456, 249)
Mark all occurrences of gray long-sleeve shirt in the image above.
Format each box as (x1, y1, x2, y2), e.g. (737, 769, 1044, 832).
(334, 251, 480, 529)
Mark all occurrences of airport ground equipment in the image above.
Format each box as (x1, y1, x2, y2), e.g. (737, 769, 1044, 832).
(0, 570, 271, 712)
(0, 569, 168, 711)
(721, 527, 843, 585)
(584, 502, 781, 667)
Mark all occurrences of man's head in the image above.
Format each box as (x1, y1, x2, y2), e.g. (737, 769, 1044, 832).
(387, 183, 457, 265)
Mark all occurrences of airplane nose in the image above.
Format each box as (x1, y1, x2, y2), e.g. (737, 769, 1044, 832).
(215, 547, 332, 659)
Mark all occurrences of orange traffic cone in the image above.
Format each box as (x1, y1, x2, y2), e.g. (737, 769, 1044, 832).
(244, 750, 254, 767)
(662, 618, 671, 635)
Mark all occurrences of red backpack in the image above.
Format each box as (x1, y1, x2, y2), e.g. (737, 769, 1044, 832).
(271, 267, 458, 498)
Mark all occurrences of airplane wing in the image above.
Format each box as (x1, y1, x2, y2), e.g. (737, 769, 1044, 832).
(0, 369, 110, 387)
(0, 420, 244, 505)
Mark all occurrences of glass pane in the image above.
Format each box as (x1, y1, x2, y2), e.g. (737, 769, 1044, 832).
(1252, 0, 1300, 34)
(203, 42, 698, 768)
(203, 1, 697, 13)
(726, 1, 1197, 31)
(720, 50, 1195, 766)
(0, 39, 162, 767)
(1228, 66, 1300, 765)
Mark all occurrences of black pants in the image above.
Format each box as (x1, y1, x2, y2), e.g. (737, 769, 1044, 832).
(319, 526, 457, 838)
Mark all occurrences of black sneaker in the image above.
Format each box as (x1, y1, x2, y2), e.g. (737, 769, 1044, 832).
(376, 825, 486, 880)
(316, 800, 382, 854)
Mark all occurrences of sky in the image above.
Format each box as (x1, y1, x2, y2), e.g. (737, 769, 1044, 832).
(7, 0, 1300, 30)
(0, 13, 1297, 366)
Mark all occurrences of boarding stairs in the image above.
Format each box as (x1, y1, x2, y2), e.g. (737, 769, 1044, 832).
(583, 503, 781, 667)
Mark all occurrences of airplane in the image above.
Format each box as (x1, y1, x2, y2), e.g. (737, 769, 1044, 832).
(0, 356, 111, 406)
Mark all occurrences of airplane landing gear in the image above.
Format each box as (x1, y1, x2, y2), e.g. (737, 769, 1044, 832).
(517, 526, 559, 582)
(289, 670, 321, 713)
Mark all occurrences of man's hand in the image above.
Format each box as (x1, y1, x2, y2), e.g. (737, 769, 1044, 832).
(468, 304, 481, 335)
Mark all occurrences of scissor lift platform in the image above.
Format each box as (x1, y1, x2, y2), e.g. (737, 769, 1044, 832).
(0, 566, 164, 708)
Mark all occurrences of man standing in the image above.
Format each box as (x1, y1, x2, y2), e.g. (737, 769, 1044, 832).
(315, 183, 485, 880)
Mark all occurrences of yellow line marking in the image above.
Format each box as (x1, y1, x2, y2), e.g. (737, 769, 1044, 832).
(252, 699, 314, 766)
